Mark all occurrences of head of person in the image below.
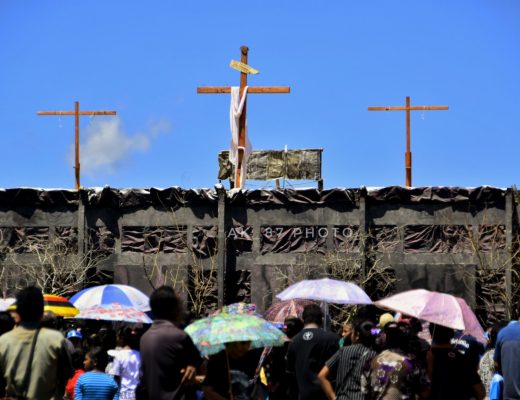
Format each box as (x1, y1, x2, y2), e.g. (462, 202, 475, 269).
(378, 313, 394, 329)
(342, 321, 353, 339)
(302, 304, 323, 327)
(284, 317, 304, 339)
(429, 323, 455, 345)
(121, 328, 140, 350)
(352, 320, 376, 347)
(225, 341, 251, 359)
(488, 321, 508, 349)
(150, 286, 182, 322)
(0, 312, 14, 335)
(16, 286, 44, 323)
(84, 346, 109, 372)
(71, 349, 85, 371)
(384, 322, 408, 350)
(67, 330, 84, 348)
(41, 310, 58, 329)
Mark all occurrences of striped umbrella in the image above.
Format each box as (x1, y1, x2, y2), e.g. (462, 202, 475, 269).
(74, 303, 152, 324)
(70, 284, 150, 312)
(8, 294, 79, 318)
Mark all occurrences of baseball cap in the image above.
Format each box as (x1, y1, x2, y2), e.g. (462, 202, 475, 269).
(66, 330, 83, 340)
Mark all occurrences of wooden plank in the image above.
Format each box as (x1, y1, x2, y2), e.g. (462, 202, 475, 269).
(197, 86, 290, 94)
(37, 111, 117, 115)
(368, 106, 448, 111)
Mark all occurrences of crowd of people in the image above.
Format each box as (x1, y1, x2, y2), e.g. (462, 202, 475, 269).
(0, 285, 518, 400)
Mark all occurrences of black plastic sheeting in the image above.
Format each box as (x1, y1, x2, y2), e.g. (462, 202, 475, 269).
(0, 186, 507, 208)
(367, 186, 505, 205)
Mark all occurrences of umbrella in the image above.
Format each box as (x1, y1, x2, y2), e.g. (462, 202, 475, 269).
(276, 278, 372, 304)
(264, 299, 315, 324)
(70, 284, 150, 312)
(211, 302, 261, 317)
(7, 294, 79, 318)
(0, 298, 16, 312)
(375, 289, 485, 343)
(185, 312, 287, 356)
(74, 303, 152, 324)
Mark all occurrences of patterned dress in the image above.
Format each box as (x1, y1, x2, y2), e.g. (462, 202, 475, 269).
(478, 349, 495, 400)
(361, 348, 430, 400)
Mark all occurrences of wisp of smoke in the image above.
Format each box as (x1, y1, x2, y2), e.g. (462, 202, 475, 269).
(69, 117, 170, 176)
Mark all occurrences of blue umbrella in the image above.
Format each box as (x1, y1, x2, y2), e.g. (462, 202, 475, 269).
(70, 284, 150, 312)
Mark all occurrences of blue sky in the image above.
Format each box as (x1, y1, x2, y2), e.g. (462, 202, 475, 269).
(1, 1, 519, 190)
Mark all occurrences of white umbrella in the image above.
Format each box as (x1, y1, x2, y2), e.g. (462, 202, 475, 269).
(276, 278, 372, 304)
(0, 298, 16, 312)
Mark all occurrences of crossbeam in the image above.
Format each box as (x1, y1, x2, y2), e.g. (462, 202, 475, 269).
(37, 101, 117, 190)
(197, 46, 290, 188)
(197, 87, 290, 94)
(368, 96, 448, 187)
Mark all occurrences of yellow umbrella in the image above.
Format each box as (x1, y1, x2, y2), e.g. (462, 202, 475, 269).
(8, 293, 79, 318)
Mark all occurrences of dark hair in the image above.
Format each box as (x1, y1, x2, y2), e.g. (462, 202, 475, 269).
(284, 317, 304, 339)
(353, 321, 376, 347)
(0, 312, 14, 335)
(100, 327, 117, 351)
(41, 311, 58, 329)
(16, 286, 44, 323)
(489, 321, 508, 349)
(384, 323, 408, 350)
(121, 328, 140, 350)
(88, 346, 109, 371)
(150, 286, 181, 320)
(429, 323, 455, 344)
(302, 304, 323, 326)
(71, 349, 85, 370)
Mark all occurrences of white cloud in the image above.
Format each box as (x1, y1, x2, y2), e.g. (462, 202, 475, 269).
(71, 117, 170, 176)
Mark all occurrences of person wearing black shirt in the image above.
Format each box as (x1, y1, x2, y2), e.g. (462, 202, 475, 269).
(426, 324, 485, 400)
(286, 304, 339, 400)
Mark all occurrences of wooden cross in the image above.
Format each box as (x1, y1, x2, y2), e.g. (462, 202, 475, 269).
(197, 46, 290, 188)
(368, 96, 448, 187)
(37, 101, 117, 190)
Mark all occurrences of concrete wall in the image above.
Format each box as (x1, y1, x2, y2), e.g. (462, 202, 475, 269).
(0, 186, 517, 318)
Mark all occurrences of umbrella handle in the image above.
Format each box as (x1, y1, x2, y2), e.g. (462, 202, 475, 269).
(225, 348, 235, 400)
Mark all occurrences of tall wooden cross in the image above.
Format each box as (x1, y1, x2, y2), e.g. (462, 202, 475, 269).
(368, 96, 448, 187)
(37, 101, 117, 190)
(197, 46, 290, 188)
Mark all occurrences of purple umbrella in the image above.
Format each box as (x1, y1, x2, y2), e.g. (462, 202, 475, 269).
(276, 278, 372, 304)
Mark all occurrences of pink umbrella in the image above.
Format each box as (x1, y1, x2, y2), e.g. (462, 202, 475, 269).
(375, 289, 485, 343)
(264, 299, 316, 324)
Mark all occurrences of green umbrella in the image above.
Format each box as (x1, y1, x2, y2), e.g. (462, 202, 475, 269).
(185, 312, 287, 356)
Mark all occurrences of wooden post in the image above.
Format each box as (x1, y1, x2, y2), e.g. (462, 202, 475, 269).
(198, 46, 290, 188)
(38, 101, 117, 190)
(237, 46, 249, 188)
(368, 96, 448, 187)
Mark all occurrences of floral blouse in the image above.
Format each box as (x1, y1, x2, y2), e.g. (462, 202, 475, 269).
(361, 348, 430, 400)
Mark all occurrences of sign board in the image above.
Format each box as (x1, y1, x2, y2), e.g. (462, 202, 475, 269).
(229, 60, 260, 75)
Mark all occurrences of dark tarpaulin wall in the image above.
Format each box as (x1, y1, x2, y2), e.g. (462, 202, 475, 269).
(0, 185, 514, 319)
